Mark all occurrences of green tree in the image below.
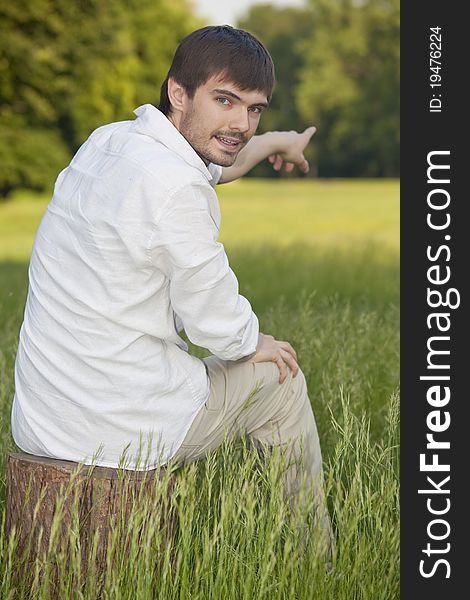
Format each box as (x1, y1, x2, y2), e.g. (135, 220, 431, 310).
(297, 0, 399, 176)
(0, 0, 199, 197)
(0, 0, 70, 196)
(238, 4, 315, 177)
(57, 0, 201, 147)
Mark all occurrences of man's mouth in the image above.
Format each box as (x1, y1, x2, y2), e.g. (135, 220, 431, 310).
(214, 135, 242, 150)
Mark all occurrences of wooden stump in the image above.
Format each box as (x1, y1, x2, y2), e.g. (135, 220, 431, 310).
(5, 452, 177, 593)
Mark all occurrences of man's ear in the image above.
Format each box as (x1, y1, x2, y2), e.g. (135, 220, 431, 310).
(167, 78, 188, 114)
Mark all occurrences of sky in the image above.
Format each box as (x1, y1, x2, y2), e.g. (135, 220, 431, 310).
(191, 0, 307, 26)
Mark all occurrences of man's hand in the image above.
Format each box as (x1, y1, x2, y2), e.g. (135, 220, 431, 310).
(247, 332, 299, 384)
(267, 126, 317, 174)
(218, 126, 317, 184)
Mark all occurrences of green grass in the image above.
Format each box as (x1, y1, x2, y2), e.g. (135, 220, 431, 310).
(0, 179, 399, 260)
(0, 179, 399, 598)
(219, 179, 399, 253)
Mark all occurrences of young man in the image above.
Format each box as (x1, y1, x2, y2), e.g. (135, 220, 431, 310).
(11, 25, 331, 551)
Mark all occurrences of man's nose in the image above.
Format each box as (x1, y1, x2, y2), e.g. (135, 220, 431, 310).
(228, 107, 251, 133)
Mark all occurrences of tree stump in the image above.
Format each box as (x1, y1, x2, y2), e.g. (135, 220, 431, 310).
(5, 452, 177, 592)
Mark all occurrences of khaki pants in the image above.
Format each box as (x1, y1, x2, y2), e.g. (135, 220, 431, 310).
(173, 355, 333, 557)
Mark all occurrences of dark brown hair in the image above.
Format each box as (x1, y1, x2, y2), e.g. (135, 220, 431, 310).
(158, 25, 275, 116)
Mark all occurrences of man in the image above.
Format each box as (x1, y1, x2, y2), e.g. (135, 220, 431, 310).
(11, 25, 331, 552)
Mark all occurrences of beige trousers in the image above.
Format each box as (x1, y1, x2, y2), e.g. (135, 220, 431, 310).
(173, 355, 333, 556)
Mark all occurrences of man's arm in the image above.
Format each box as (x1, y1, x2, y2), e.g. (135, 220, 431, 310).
(218, 127, 317, 184)
(152, 183, 259, 362)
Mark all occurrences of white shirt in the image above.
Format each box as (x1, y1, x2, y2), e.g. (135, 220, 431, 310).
(11, 104, 259, 469)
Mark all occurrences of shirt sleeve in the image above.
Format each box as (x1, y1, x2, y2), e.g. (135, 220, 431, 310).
(207, 163, 223, 187)
(149, 182, 259, 361)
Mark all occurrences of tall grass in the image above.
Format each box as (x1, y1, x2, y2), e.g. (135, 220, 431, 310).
(0, 181, 399, 598)
(0, 393, 399, 599)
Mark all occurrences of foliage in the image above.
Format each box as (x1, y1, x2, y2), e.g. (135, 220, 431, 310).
(238, 4, 316, 178)
(0, 0, 200, 197)
(1, 0, 400, 195)
(237, 5, 315, 132)
(239, 0, 399, 178)
(0, 117, 70, 197)
(297, 0, 400, 176)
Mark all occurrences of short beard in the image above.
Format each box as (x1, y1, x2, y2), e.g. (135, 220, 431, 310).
(179, 106, 240, 167)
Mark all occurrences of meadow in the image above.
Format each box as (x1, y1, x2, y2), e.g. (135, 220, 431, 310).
(0, 179, 399, 599)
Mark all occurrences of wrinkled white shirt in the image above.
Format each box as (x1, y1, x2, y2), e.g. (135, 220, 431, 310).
(11, 104, 259, 469)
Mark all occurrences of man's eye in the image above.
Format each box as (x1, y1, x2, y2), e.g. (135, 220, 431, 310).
(249, 107, 262, 114)
(217, 97, 230, 105)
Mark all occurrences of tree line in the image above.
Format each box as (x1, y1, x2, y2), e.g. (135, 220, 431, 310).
(0, 0, 399, 198)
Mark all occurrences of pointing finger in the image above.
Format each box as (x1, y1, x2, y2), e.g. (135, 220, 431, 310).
(303, 126, 317, 140)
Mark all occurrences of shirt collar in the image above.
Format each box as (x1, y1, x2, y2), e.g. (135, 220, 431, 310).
(132, 104, 215, 183)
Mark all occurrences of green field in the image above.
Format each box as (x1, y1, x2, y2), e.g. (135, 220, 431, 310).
(0, 179, 399, 599)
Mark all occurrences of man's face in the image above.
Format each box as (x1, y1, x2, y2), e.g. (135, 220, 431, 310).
(172, 75, 269, 167)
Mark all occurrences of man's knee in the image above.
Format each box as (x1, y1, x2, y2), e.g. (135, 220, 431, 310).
(291, 367, 307, 390)
(269, 365, 309, 415)
(262, 363, 308, 399)
(287, 368, 309, 415)
(254, 361, 306, 387)
(234, 361, 309, 419)
(280, 365, 307, 396)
